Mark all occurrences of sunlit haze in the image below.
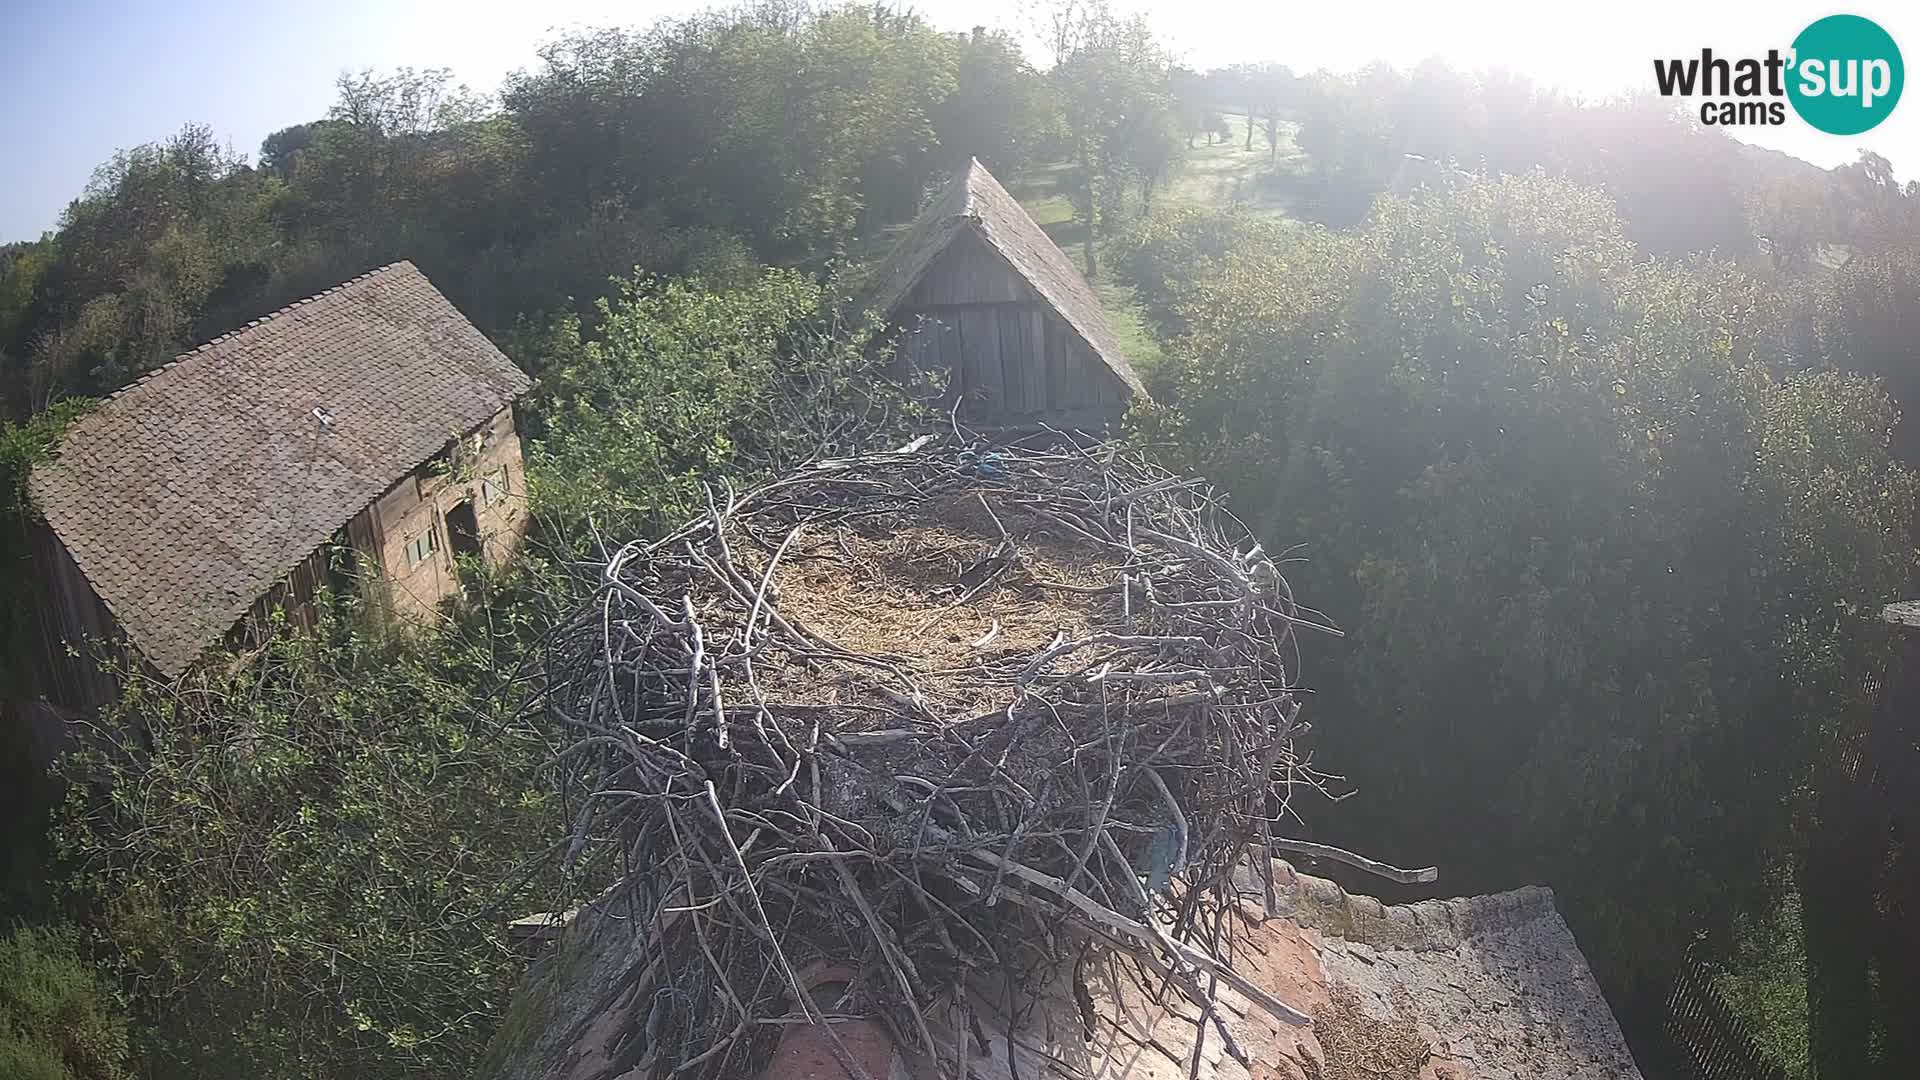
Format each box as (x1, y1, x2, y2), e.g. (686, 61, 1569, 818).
(3, 0, 1917, 240)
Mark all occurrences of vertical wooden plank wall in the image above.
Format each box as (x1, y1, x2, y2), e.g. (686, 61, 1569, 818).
(23, 523, 135, 713)
(892, 229, 1123, 427)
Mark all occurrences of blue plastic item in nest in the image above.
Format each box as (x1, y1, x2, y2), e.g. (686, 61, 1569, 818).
(958, 449, 1008, 480)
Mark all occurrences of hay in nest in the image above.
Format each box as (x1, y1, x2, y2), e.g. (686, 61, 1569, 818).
(533, 434, 1342, 1078)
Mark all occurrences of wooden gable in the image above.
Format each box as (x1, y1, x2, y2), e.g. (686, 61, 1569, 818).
(890, 228, 1130, 427)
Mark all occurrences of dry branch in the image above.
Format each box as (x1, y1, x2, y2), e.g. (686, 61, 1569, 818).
(529, 433, 1359, 1078)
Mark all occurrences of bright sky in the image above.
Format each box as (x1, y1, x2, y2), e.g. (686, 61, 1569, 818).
(4, 0, 1918, 242)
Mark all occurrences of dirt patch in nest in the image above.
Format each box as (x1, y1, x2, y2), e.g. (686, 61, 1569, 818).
(743, 493, 1144, 713)
(1299, 985, 1435, 1080)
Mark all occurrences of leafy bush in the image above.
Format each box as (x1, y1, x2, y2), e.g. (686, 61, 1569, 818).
(524, 266, 921, 537)
(1135, 173, 1919, 1018)
(1110, 204, 1299, 337)
(0, 399, 97, 520)
(52, 586, 565, 1080)
(0, 926, 128, 1080)
(1816, 243, 1920, 463)
(1718, 873, 1811, 1079)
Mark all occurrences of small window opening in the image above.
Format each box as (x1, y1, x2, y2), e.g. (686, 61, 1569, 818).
(481, 465, 511, 507)
(405, 524, 438, 567)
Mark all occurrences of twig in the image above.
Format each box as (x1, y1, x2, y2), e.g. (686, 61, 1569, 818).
(1268, 838, 1438, 884)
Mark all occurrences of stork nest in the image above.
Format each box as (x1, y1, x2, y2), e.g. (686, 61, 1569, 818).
(533, 434, 1341, 1078)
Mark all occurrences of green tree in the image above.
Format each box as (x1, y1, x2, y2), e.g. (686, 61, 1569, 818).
(1134, 174, 1919, 1032)
(1241, 63, 1294, 160)
(1111, 203, 1308, 340)
(1047, 0, 1180, 277)
(1173, 66, 1209, 149)
(53, 590, 565, 1080)
(1290, 67, 1403, 224)
(505, 5, 973, 254)
(930, 27, 1056, 177)
(20, 125, 281, 401)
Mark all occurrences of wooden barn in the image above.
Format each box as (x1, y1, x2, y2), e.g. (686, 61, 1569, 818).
(867, 158, 1146, 429)
(22, 261, 532, 717)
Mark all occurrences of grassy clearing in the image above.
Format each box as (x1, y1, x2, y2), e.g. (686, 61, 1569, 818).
(1006, 160, 1086, 255)
(1166, 113, 1304, 215)
(1093, 276, 1164, 378)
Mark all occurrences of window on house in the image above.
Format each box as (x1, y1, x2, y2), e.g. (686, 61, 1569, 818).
(404, 523, 438, 567)
(481, 465, 511, 507)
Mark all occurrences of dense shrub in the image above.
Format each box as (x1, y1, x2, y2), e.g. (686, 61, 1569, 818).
(1109, 204, 1299, 337)
(523, 267, 922, 538)
(0, 926, 128, 1080)
(52, 586, 566, 1080)
(1135, 174, 1919, 1024)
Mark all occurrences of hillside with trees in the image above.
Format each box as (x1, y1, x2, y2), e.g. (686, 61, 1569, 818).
(5, 3, 1920, 1079)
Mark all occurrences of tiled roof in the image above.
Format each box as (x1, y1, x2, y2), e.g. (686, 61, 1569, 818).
(29, 262, 531, 678)
(865, 158, 1147, 400)
(1078, 861, 1647, 1079)
(485, 860, 1643, 1080)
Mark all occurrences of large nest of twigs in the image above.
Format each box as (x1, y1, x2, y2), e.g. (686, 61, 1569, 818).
(534, 434, 1338, 1078)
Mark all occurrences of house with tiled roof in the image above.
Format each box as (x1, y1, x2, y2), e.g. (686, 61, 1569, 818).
(865, 158, 1146, 429)
(21, 261, 531, 713)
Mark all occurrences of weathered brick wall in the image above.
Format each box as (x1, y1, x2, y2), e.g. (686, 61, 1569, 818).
(359, 407, 528, 622)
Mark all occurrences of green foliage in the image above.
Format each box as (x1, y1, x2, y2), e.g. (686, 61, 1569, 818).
(1225, 63, 1296, 160)
(1290, 67, 1407, 225)
(0, 926, 129, 1080)
(51, 588, 565, 1080)
(1718, 875, 1811, 1079)
(1278, 61, 1901, 265)
(273, 68, 502, 253)
(1110, 204, 1301, 337)
(932, 27, 1057, 180)
(1816, 242, 1920, 462)
(1, 4, 1066, 422)
(1137, 174, 1920, 1017)
(0, 398, 96, 521)
(505, 4, 1025, 255)
(524, 267, 919, 536)
(25, 125, 284, 402)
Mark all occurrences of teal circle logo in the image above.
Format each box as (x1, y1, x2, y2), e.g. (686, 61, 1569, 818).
(1787, 14, 1904, 135)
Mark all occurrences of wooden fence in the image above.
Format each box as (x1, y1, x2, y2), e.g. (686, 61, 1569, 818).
(1663, 948, 1786, 1080)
